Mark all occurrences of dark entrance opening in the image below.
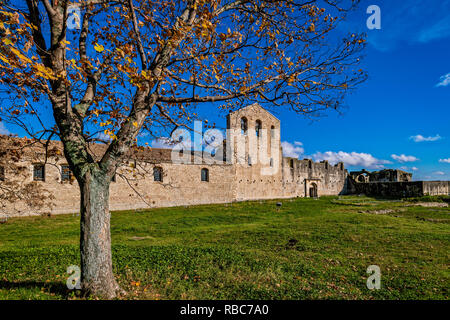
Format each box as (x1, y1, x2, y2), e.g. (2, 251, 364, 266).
(309, 183, 318, 198)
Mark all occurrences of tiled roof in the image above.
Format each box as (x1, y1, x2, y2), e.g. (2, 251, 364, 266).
(0, 135, 174, 163)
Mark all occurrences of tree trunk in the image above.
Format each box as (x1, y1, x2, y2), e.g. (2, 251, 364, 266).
(79, 168, 121, 299)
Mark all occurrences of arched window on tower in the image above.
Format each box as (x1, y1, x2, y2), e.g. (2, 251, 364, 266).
(240, 117, 248, 135)
(255, 120, 262, 138)
(271, 125, 275, 138)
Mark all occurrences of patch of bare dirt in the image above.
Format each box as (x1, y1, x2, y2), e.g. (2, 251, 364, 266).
(411, 202, 449, 208)
(129, 236, 154, 241)
(359, 209, 406, 215)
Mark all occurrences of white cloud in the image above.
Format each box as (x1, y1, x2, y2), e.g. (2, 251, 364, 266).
(391, 154, 419, 163)
(436, 73, 450, 87)
(0, 122, 10, 135)
(439, 158, 450, 163)
(399, 166, 419, 172)
(409, 134, 442, 142)
(281, 141, 304, 158)
(312, 151, 391, 169)
(137, 131, 149, 138)
(434, 171, 445, 176)
(151, 137, 174, 149)
(95, 131, 112, 142)
(419, 17, 450, 43)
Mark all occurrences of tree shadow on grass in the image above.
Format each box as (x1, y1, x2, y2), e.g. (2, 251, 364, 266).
(0, 280, 72, 299)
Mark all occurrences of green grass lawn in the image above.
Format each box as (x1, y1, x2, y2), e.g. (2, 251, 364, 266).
(0, 196, 448, 300)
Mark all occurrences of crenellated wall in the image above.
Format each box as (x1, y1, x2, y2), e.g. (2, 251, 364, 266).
(281, 158, 348, 197)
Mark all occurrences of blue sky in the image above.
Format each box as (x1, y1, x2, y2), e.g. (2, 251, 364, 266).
(279, 0, 450, 181)
(1, 0, 449, 181)
(194, 0, 450, 180)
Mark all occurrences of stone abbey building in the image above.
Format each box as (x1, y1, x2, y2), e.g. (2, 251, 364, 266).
(1, 104, 348, 216)
(1, 103, 448, 217)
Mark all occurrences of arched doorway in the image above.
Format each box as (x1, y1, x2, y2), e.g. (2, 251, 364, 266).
(309, 183, 318, 198)
(357, 174, 366, 183)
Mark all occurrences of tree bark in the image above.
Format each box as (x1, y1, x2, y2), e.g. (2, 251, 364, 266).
(79, 168, 121, 299)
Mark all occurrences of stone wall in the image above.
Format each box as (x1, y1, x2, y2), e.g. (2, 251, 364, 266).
(0, 104, 351, 216)
(281, 158, 348, 197)
(1, 158, 237, 216)
(350, 181, 424, 198)
(347, 172, 449, 198)
(109, 162, 236, 212)
(423, 181, 450, 196)
(349, 169, 412, 183)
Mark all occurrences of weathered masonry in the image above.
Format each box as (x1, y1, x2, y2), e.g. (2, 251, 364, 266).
(347, 169, 449, 198)
(4, 104, 446, 217)
(349, 169, 412, 183)
(0, 104, 348, 216)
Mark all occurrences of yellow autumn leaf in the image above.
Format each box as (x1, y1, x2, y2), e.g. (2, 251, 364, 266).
(94, 43, 104, 52)
(10, 47, 32, 64)
(132, 121, 138, 127)
(2, 38, 13, 45)
(0, 53, 9, 64)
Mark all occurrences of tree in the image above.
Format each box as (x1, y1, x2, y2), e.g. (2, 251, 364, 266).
(0, 0, 367, 298)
